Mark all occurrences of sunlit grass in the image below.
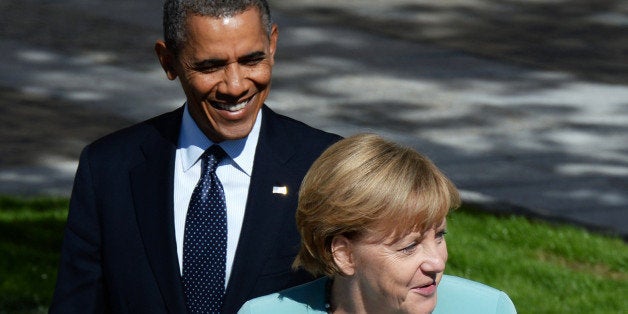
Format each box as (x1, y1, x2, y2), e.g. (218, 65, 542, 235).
(0, 196, 626, 313)
(446, 207, 628, 313)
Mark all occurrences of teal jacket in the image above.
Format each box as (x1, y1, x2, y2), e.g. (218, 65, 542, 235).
(238, 275, 516, 313)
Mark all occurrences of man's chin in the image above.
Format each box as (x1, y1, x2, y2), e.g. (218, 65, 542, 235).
(205, 124, 256, 143)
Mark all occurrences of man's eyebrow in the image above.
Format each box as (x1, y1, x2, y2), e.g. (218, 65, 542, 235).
(238, 51, 266, 61)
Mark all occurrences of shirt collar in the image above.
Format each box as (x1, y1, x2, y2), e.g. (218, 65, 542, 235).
(178, 103, 261, 176)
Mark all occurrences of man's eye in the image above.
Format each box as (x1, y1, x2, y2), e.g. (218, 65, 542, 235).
(198, 66, 222, 73)
(241, 58, 264, 66)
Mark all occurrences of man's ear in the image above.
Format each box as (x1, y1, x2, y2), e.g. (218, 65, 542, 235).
(331, 235, 356, 276)
(155, 40, 178, 81)
(268, 24, 279, 64)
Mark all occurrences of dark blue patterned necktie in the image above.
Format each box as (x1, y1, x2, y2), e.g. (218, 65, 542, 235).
(182, 145, 228, 313)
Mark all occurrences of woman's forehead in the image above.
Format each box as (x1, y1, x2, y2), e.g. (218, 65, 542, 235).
(360, 217, 447, 244)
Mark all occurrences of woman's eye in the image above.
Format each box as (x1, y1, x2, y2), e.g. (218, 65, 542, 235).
(436, 230, 448, 242)
(399, 242, 418, 255)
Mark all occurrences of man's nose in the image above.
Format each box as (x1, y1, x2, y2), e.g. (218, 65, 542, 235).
(219, 63, 248, 98)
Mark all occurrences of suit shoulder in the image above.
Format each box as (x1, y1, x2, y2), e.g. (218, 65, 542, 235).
(265, 107, 342, 145)
(87, 108, 182, 154)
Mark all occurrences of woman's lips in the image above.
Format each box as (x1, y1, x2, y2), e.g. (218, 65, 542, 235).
(413, 281, 437, 296)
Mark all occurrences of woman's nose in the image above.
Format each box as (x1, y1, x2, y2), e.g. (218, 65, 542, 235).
(420, 245, 447, 273)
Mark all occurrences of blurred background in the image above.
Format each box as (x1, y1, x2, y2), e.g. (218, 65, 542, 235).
(1, 1, 628, 312)
(1, 0, 627, 238)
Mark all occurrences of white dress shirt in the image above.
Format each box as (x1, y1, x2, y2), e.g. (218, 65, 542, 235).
(173, 104, 261, 288)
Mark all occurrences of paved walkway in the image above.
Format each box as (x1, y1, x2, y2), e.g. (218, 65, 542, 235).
(1, 0, 627, 240)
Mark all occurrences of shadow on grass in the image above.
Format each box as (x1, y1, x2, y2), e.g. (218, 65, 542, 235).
(0, 197, 68, 313)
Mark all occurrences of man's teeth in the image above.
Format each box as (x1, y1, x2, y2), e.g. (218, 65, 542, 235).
(215, 100, 249, 112)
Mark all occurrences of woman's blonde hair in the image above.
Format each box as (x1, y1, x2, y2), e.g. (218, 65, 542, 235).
(293, 133, 460, 276)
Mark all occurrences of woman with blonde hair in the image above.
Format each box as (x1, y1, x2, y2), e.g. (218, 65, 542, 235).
(239, 133, 516, 314)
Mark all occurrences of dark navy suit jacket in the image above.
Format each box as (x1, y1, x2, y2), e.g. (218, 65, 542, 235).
(50, 105, 341, 313)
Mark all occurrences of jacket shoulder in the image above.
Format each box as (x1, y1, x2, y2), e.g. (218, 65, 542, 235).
(85, 108, 182, 155)
(434, 275, 517, 314)
(238, 278, 328, 314)
(263, 106, 342, 148)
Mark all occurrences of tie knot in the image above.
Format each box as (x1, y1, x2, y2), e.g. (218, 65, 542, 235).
(202, 145, 227, 173)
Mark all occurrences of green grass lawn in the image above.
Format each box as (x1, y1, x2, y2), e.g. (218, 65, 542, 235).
(446, 207, 628, 313)
(0, 197, 68, 314)
(1, 196, 627, 313)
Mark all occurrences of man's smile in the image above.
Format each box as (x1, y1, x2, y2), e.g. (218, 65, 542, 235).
(210, 96, 253, 112)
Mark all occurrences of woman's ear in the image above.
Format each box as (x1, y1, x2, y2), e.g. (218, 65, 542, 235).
(331, 235, 355, 276)
(154, 40, 178, 80)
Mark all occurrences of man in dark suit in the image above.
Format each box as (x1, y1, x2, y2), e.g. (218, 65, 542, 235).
(50, 1, 340, 313)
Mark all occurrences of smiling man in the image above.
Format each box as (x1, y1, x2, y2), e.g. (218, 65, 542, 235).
(155, 7, 275, 143)
(50, 1, 340, 313)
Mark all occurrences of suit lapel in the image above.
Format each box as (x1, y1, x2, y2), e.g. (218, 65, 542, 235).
(223, 106, 297, 311)
(131, 108, 187, 313)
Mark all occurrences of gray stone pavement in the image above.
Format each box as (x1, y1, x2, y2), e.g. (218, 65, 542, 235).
(1, 0, 627, 239)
